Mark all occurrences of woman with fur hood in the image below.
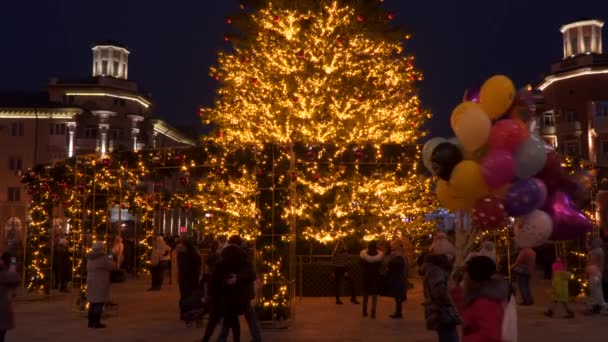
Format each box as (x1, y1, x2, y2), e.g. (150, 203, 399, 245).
(359, 241, 384, 318)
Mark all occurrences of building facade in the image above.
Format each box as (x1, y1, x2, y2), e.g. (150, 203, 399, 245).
(0, 42, 195, 250)
(536, 19, 608, 165)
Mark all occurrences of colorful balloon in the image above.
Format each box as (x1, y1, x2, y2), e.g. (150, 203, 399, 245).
(422, 137, 447, 174)
(479, 75, 516, 119)
(543, 191, 592, 240)
(451, 105, 491, 151)
(431, 142, 463, 181)
(488, 119, 529, 152)
(504, 178, 545, 216)
(536, 151, 564, 192)
(472, 195, 507, 230)
(531, 178, 548, 208)
(449, 161, 488, 203)
(514, 136, 547, 179)
(451, 102, 481, 130)
(481, 149, 515, 189)
(436, 180, 470, 211)
(514, 210, 553, 248)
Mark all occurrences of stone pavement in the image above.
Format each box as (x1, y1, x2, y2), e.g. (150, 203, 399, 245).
(9, 278, 608, 342)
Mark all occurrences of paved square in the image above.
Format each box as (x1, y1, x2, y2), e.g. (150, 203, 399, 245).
(9, 278, 608, 342)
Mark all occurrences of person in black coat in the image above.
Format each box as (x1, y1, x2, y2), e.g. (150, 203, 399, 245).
(53, 238, 71, 292)
(386, 240, 408, 319)
(359, 241, 384, 319)
(177, 236, 202, 320)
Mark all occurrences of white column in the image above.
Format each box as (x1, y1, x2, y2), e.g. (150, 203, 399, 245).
(67, 122, 77, 157)
(600, 28, 604, 54)
(132, 128, 140, 151)
(99, 123, 109, 155)
(578, 26, 584, 53)
(592, 26, 597, 52)
(564, 30, 572, 59)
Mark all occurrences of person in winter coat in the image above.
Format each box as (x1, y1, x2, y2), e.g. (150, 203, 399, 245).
(586, 238, 606, 314)
(0, 254, 19, 341)
(177, 236, 202, 320)
(422, 239, 461, 342)
(462, 256, 509, 342)
(216, 236, 260, 342)
(386, 239, 408, 319)
(331, 240, 358, 305)
(111, 236, 124, 270)
(53, 238, 71, 292)
(148, 235, 171, 291)
(544, 259, 574, 318)
(86, 241, 115, 328)
(512, 246, 535, 305)
(359, 241, 384, 318)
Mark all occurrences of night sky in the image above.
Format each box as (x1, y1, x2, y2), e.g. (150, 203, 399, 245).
(1, 0, 608, 137)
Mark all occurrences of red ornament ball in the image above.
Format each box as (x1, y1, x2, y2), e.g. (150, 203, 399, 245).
(312, 173, 321, 181)
(387, 12, 396, 20)
(218, 201, 226, 209)
(336, 37, 344, 45)
(102, 158, 111, 167)
(296, 49, 305, 58)
(472, 195, 507, 230)
(26, 188, 34, 195)
(224, 35, 230, 42)
(273, 15, 281, 22)
(357, 15, 365, 22)
(292, 96, 299, 103)
(217, 130, 224, 139)
(179, 177, 189, 186)
(251, 78, 258, 84)
(290, 172, 297, 182)
(225, 17, 232, 24)
(357, 96, 364, 103)
(354, 149, 364, 160)
(214, 74, 220, 81)
(174, 154, 183, 162)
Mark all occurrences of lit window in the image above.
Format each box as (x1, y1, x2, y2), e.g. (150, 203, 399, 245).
(543, 112, 555, 126)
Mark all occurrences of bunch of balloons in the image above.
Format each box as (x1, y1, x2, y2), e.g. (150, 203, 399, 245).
(423, 75, 592, 248)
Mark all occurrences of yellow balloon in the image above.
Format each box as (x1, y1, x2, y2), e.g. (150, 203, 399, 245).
(451, 105, 491, 151)
(450, 101, 480, 130)
(479, 75, 516, 119)
(449, 161, 489, 202)
(463, 145, 488, 161)
(436, 180, 472, 211)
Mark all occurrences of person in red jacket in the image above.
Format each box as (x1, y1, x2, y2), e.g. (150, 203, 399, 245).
(462, 256, 510, 342)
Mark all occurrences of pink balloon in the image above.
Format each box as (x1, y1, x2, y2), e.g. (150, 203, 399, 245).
(543, 191, 592, 240)
(481, 149, 515, 189)
(488, 119, 529, 152)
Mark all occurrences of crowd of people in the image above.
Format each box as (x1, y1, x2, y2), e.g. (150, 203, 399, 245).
(0, 228, 607, 342)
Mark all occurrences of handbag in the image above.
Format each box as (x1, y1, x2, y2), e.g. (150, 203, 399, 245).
(502, 295, 518, 342)
(438, 304, 461, 326)
(110, 269, 126, 283)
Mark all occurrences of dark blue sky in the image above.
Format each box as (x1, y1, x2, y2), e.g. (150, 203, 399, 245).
(1, 0, 607, 136)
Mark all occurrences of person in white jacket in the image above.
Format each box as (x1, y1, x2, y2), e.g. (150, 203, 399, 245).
(148, 235, 171, 291)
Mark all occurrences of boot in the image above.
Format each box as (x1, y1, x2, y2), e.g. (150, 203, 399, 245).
(370, 310, 376, 319)
(94, 310, 106, 328)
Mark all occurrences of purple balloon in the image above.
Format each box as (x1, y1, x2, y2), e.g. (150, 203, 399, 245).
(481, 149, 516, 189)
(505, 178, 545, 217)
(544, 191, 592, 240)
(531, 178, 548, 208)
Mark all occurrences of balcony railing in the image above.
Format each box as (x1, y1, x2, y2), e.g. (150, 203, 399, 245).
(541, 125, 556, 135)
(556, 121, 582, 135)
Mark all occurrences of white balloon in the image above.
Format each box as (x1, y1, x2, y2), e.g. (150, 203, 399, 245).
(514, 210, 553, 248)
(422, 137, 447, 174)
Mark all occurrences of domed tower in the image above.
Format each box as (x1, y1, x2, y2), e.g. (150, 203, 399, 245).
(92, 41, 130, 79)
(560, 19, 604, 58)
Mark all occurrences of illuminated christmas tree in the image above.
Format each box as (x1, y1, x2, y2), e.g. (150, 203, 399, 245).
(205, 0, 434, 322)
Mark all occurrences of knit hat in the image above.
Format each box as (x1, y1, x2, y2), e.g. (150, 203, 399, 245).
(92, 241, 104, 253)
(466, 255, 496, 282)
(431, 238, 456, 259)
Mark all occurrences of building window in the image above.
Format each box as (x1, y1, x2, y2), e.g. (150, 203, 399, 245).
(543, 112, 555, 126)
(102, 61, 108, 75)
(49, 123, 66, 136)
(572, 37, 578, 54)
(111, 128, 123, 140)
(596, 102, 608, 117)
(565, 110, 578, 122)
(7, 187, 20, 202)
(10, 122, 24, 136)
(8, 156, 22, 171)
(601, 140, 608, 155)
(113, 61, 119, 77)
(565, 141, 579, 156)
(84, 127, 98, 138)
(5, 217, 22, 241)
